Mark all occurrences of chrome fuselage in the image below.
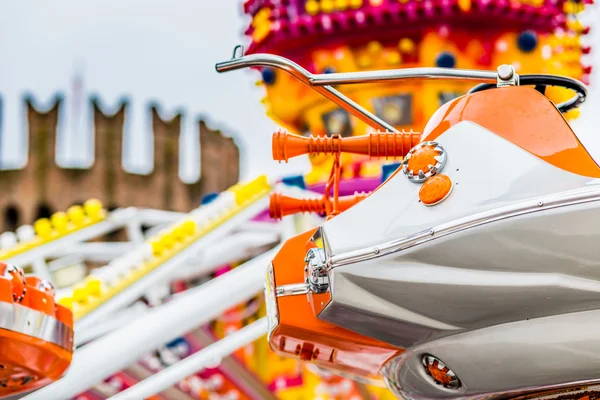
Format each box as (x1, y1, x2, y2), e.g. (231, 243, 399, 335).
(316, 120, 600, 398)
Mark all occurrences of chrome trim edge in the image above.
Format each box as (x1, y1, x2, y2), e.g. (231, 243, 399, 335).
(276, 283, 310, 297)
(264, 263, 280, 340)
(0, 301, 74, 351)
(331, 185, 600, 269)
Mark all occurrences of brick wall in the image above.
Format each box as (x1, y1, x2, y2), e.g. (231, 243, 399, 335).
(0, 97, 240, 231)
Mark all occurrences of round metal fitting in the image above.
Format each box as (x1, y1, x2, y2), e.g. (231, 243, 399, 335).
(304, 247, 329, 294)
(497, 64, 514, 80)
(421, 354, 461, 389)
(402, 141, 447, 183)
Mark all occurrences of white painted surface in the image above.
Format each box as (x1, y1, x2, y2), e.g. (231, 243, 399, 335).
(323, 121, 600, 254)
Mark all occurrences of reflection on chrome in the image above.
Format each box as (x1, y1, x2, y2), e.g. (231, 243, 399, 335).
(264, 263, 279, 337)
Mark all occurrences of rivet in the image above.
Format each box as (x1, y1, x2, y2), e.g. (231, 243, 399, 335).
(498, 64, 514, 80)
(537, 201, 544, 207)
(429, 229, 435, 236)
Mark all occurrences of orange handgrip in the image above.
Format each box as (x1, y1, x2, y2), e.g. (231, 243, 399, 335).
(272, 129, 421, 162)
(269, 192, 368, 219)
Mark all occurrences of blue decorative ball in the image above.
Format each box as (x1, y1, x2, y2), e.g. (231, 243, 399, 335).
(323, 67, 336, 74)
(262, 68, 276, 85)
(436, 52, 456, 68)
(517, 31, 537, 53)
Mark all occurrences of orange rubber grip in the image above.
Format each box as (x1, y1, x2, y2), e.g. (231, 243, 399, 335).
(272, 129, 421, 162)
(269, 192, 368, 219)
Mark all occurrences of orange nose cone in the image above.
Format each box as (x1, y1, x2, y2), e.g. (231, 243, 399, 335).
(419, 174, 453, 206)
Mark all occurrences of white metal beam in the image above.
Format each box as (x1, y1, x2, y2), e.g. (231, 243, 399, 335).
(177, 230, 279, 280)
(22, 247, 276, 400)
(137, 209, 188, 225)
(74, 302, 150, 346)
(107, 318, 268, 400)
(48, 242, 136, 262)
(5, 208, 139, 266)
(74, 195, 269, 332)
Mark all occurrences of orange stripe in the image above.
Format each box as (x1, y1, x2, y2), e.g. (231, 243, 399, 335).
(422, 86, 600, 178)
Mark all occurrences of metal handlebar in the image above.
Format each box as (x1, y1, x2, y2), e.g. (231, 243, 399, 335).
(216, 52, 398, 132)
(215, 47, 585, 128)
(309, 68, 498, 86)
(214, 51, 499, 86)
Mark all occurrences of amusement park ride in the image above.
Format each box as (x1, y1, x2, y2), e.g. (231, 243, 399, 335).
(0, 0, 597, 399)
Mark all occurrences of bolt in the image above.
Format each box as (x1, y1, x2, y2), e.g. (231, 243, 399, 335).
(498, 65, 514, 80)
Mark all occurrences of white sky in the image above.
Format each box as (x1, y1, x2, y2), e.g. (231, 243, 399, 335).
(0, 0, 310, 181)
(0, 1, 598, 182)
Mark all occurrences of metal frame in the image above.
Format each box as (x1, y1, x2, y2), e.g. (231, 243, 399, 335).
(75, 195, 270, 332)
(0, 302, 73, 350)
(74, 302, 149, 346)
(107, 318, 268, 400)
(187, 326, 279, 400)
(4, 182, 319, 398)
(23, 248, 279, 400)
(216, 50, 508, 133)
(5, 208, 140, 267)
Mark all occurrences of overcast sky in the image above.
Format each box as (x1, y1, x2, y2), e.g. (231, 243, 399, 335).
(0, 1, 598, 182)
(0, 0, 310, 181)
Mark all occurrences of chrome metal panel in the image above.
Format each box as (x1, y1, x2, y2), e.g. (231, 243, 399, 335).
(319, 301, 443, 348)
(347, 275, 600, 329)
(382, 309, 600, 399)
(320, 201, 600, 347)
(0, 302, 73, 351)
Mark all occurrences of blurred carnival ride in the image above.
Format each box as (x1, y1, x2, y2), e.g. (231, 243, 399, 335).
(11, 176, 395, 399)
(244, 0, 593, 183)
(0, 0, 595, 399)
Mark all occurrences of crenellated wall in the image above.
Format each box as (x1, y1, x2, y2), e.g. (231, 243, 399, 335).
(0, 97, 240, 231)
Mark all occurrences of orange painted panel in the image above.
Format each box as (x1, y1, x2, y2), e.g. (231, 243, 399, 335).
(270, 229, 402, 380)
(422, 86, 600, 178)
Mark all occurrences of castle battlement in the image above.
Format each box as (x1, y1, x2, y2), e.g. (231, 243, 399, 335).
(0, 93, 240, 231)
